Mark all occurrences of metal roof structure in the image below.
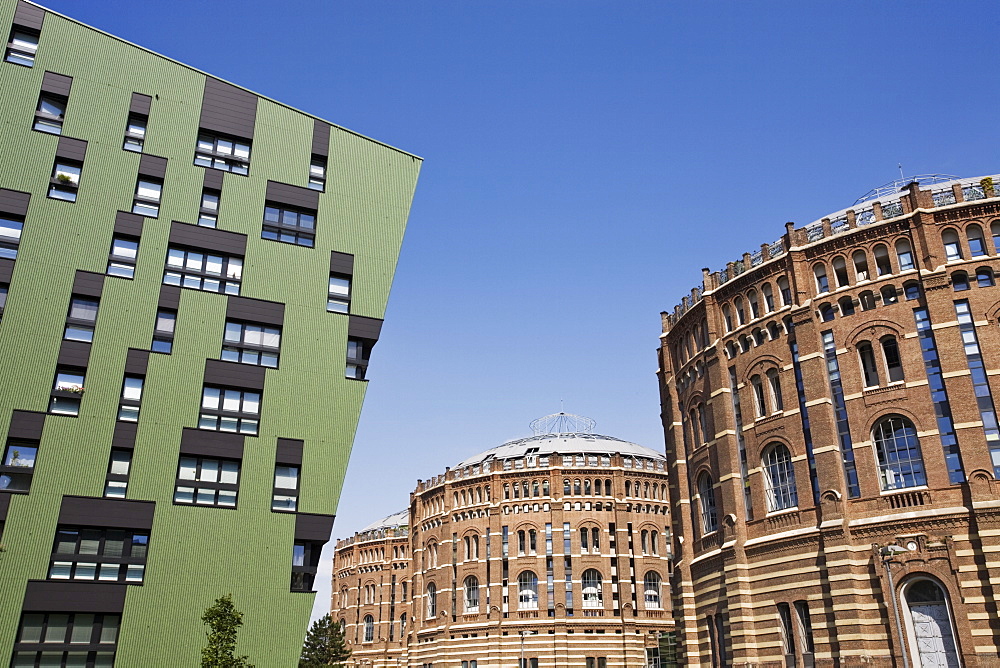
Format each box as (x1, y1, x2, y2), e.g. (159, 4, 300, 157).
(358, 509, 409, 533)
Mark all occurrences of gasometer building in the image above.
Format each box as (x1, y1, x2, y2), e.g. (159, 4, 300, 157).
(0, 1, 420, 665)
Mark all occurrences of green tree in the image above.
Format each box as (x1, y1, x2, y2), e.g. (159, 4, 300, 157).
(201, 594, 254, 668)
(299, 614, 351, 667)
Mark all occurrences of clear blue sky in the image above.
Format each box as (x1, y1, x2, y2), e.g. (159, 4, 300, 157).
(40, 0, 999, 620)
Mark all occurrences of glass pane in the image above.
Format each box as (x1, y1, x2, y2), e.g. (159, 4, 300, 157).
(43, 615, 69, 642)
(174, 486, 194, 503)
(241, 350, 259, 365)
(227, 258, 242, 279)
(196, 488, 216, 504)
(222, 390, 241, 412)
(178, 457, 198, 480)
(200, 459, 219, 483)
(49, 561, 72, 578)
(39, 99, 64, 117)
(103, 531, 125, 557)
(151, 338, 173, 353)
(136, 181, 161, 200)
(97, 563, 120, 581)
(111, 238, 138, 259)
(184, 252, 203, 271)
(0, 219, 22, 241)
(104, 480, 127, 498)
(49, 396, 80, 415)
(272, 494, 297, 511)
(99, 616, 119, 644)
(205, 255, 223, 275)
(116, 405, 139, 422)
(216, 139, 232, 155)
(125, 564, 144, 582)
(219, 461, 239, 484)
(107, 262, 134, 278)
(243, 325, 262, 345)
(260, 352, 278, 367)
(240, 420, 258, 435)
(264, 207, 281, 223)
(218, 489, 237, 507)
(19, 614, 44, 643)
(94, 653, 115, 668)
(122, 377, 143, 400)
(261, 328, 280, 348)
(65, 654, 88, 668)
(74, 563, 97, 579)
(198, 414, 217, 430)
(242, 393, 260, 414)
(127, 121, 146, 137)
(201, 387, 220, 410)
(233, 143, 250, 159)
(131, 534, 148, 558)
(327, 299, 349, 313)
(197, 137, 214, 152)
(202, 278, 220, 292)
(220, 347, 240, 363)
(218, 417, 239, 432)
(202, 193, 219, 210)
(329, 276, 350, 296)
(63, 326, 93, 342)
(156, 312, 175, 333)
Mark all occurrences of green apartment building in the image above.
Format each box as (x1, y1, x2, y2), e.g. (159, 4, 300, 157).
(0, 1, 420, 665)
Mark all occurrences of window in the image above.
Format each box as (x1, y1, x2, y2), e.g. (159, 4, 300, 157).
(48, 160, 81, 202)
(978, 268, 995, 287)
(952, 271, 969, 291)
(198, 386, 260, 435)
(722, 304, 733, 332)
(64, 296, 98, 343)
(582, 569, 602, 608)
(6, 28, 38, 66)
(426, 583, 437, 617)
(328, 273, 351, 313)
(309, 155, 326, 191)
(198, 189, 220, 228)
(795, 601, 815, 660)
(33, 94, 65, 134)
(292, 541, 322, 592)
(882, 284, 899, 304)
(12, 613, 119, 668)
(346, 338, 372, 380)
(644, 571, 662, 609)
(107, 236, 138, 278)
(904, 282, 921, 300)
(859, 290, 876, 310)
(857, 341, 880, 387)
(0, 215, 23, 259)
(873, 415, 926, 490)
(942, 229, 962, 261)
(50, 368, 85, 416)
(968, 224, 987, 257)
(163, 246, 242, 295)
(874, 244, 892, 275)
(123, 114, 146, 152)
(222, 321, 280, 368)
(896, 238, 915, 271)
(750, 375, 766, 418)
(104, 449, 131, 499)
(117, 375, 143, 422)
(132, 178, 161, 217)
(399, 614, 406, 638)
(766, 368, 783, 412)
(697, 474, 717, 534)
(464, 575, 479, 612)
(195, 132, 250, 175)
(762, 283, 775, 311)
(777, 276, 791, 306)
(272, 465, 299, 512)
(839, 295, 855, 317)
(151, 309, 176, 353)
(734, 297, 746, 325)
(262, 204, 315, 248)
(748, 290, 760, 319)
(832, 256, 849, 287)
(819, 303, 835, 322)
(174, 456, 239, 507)
(813, 264, 829, 293)
(778, 603, 796, 663)
(881, 336, 904, 383)
(1, 438, 38, 493)
(49, 526, 149, 583)
(852, 250, 869, 281)
(762, 443, 797, 512)
(363, 615, 374, 642)
(517, 571, 538, 610)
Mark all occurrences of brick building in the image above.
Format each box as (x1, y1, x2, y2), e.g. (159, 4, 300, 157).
(332, 414, 676, 667)
(658, 175, 1000, 667)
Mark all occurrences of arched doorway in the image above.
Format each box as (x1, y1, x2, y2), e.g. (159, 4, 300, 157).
(903, 578, 960, 668)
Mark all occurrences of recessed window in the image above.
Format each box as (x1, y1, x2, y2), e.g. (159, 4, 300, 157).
(104, 449, 132, 498)
(328, 273, 351, 313)
(198, 386, 260, 435)
(117, 375, 144, 422)
(262, 204, 315, 248)
(174, 456, 240, 507)
(49, 526, 149, 583)
(123, 114, 147, 152)
(272, 465, 299, 512)
(221, 320, 280, 367)
(292, 541, 321, 592)
(198, 188, 220, 228)
(132, 178, 161, 217)
(0, 215, 23, 259)
(163, 246, 242, 295)
(194, 132, 250, 175)
(107, 236, 139, 279)
(13, 613, 120, 668)
(48, 160, 81, 202)
(308, 155, 327, 191)
(33, 94, 65, 134)
(51, 368, 85, 416)
(5, 28, 39, 67)
(64, 296, 98, 343)
(151, 308, 176, 353)
(1, 437, 38, 493)
(346, 338, 371, 380)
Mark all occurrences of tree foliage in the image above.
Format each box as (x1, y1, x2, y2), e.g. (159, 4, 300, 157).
(201, 594, 254, 668)
(299, 614, 351, 667)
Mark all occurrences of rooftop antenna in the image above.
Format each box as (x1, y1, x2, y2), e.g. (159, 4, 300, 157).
(898, 163, 905, 181)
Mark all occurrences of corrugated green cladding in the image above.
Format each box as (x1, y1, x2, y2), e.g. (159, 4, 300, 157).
(0, 1, 421, 665)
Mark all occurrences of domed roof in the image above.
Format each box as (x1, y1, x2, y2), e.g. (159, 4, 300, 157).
(454, 413, 665, 468)
(358, 509, 408, 533)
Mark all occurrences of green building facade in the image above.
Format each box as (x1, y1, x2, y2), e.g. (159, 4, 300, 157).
(0, 1, 420, 665)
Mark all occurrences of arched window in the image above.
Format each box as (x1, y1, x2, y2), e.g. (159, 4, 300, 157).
(903, 579, 960, 668)
(874, 244, 892, 275)
(852, 250, 870, 281)
(904, 281, 921, 300)
(762, 443, 797, 512)
(532, 480, 539, 497)
(767, 321, 780, 340)
(748, 290, 760, 319)
(464, 575, 480, 612)
(942, 228, 962, 261)
(896, 238, 915, 270)
(594, 479, 603, 496)
(640, 529, 649, 554)
(967, 223, 987, 257)
(832, 256, 849, 287)
(503, 483, 510, 500)
(564, 479, 571, 495)
(777, 277, 792, 305)
(819, 303, 835, 322)
(697, 473, 717, 534)
(993, 220, 1000, 253)
(752, 328, 765, 346)
(574, 479, 581, 495)
(399, 614, 406, 638)
(750, 375, 766, 418)
(722, 304, 734, 332)
(839, 296, 855, 317)
(725, 341, 738, 359)
(644, 572, 662, 609)
(542, 480, 549, 496)
(651, 531, 659, 555)
(978, 267, 995, 287)
(584, 478, 592, 495)
(518, 530, 526, 555)
(858, 341, 880, 387)
(698, 404, 709, 445)
(426, 583, 437, 618)
(814, 263, 829, 293)
(735, 296, 746, 325)
(690, 408, 701, 445)
(625, 480, 631, 497)
(517, 571, 538, 610)
(859, 290, 876, 311)
(762, 283, 775, 312)
(591, 527, 600, 552)
(881, 284, 898, 304)
(740, 335, 752, 353)
(952, 271, 969, 291)
(873, 415, 926, 490)
(582, 569, 603, 608)
(881, 336, 904, 382)
(606, 479, 612, 496)
(766, 368, 783, 412)
(363, 615, 374, 642)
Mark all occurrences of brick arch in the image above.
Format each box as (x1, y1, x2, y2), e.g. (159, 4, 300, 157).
(845, 319, 905, 347)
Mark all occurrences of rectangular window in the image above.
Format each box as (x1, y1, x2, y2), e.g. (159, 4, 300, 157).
(48, 160, 81, 202)
(33, 94, 65, 134)
(328, 273, 351, 313)
(262, 204, 315, 248)
(198, 188, 220, 228)
(12, 613, 119, 667)
(309, 155, 327, 191)
(151, 308, 176, 353)
(49, 526, 149, 583)
(291, 541, 321, 592)
(346, 338, 371, 380)
(198, 386, 260, 435)
(117, 375, 144, 422)
(221, 320, 280, 368)
(163, 246, 242, 295)
(174, 456, 240, 507)
(107, 236, 139, 279)
(272, 465, 299, 512)
(50, 368, 85, 416)
(955, 300, 1000, 476)
(0, 285, 8, 319)
(0, 215, 23, 259)
(6, 28, 38, 66)
(194, 132, 250, 175)
(123, 114, 147, 152)
(104, 449, 132, 498)
(1, 437, 39, 493)
(132, 178, 162, 217)
(64, 296, 99, 343)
